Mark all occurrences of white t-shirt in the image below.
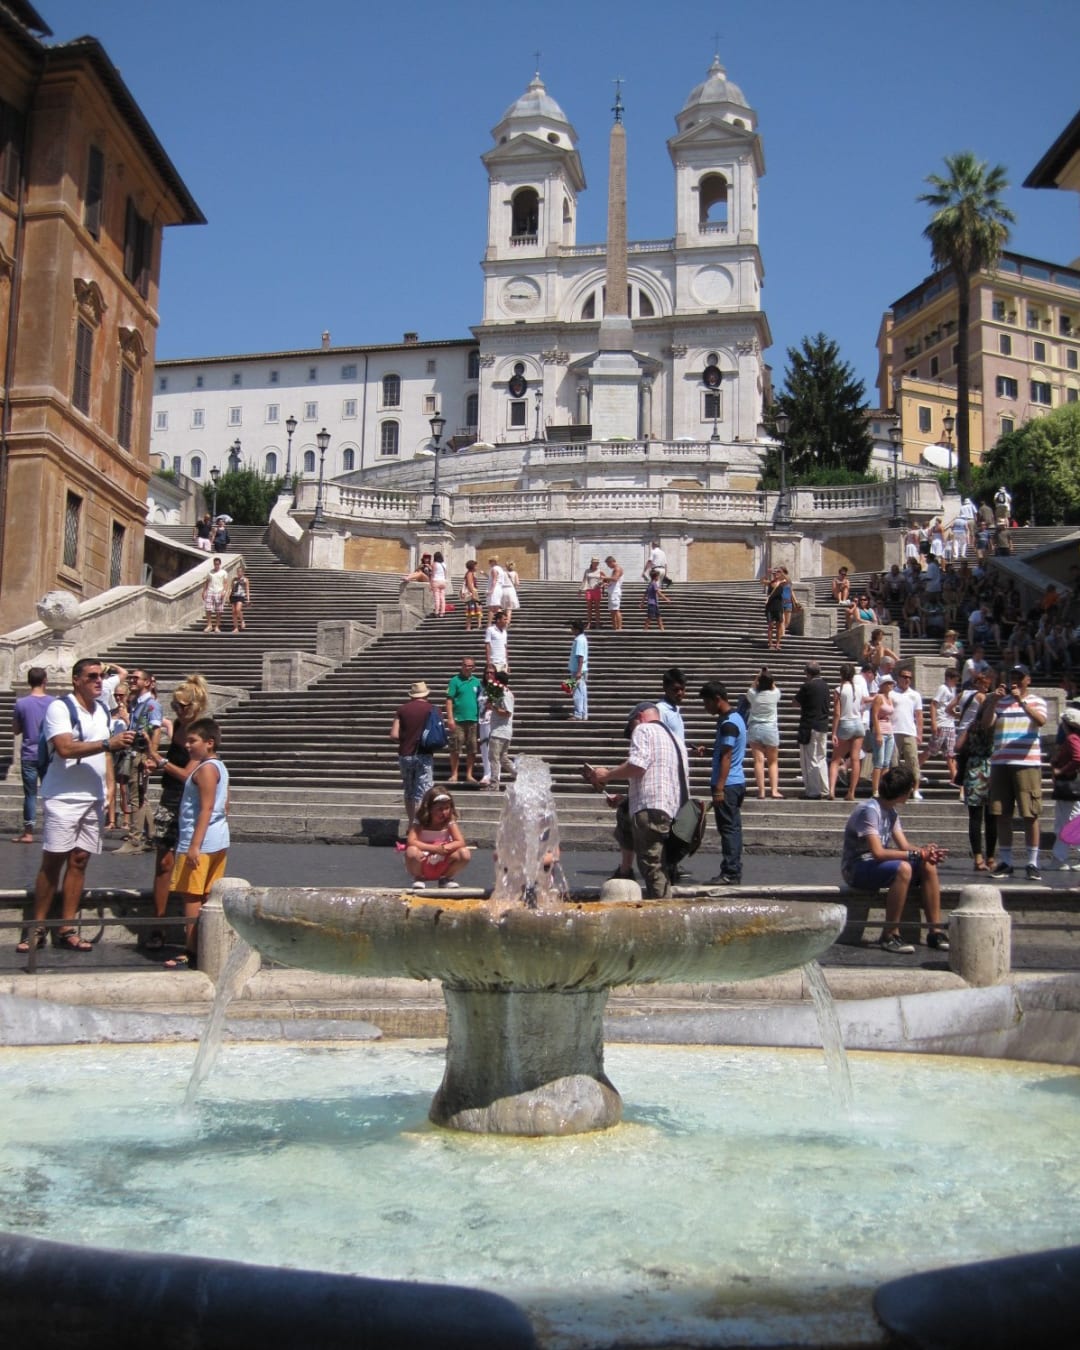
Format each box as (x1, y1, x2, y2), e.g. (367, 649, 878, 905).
(853, 672, 874, 728)
(485, 623, 508, 668)
(890, 685, 923, 738)
(40, 696, 110, 802)
(931, 683, 957, 729)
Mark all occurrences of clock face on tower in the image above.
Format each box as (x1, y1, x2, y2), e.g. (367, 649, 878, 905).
(500, 276, 541, 316)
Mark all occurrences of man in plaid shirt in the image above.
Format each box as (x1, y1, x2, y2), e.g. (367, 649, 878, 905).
(584, 701, 685, 898)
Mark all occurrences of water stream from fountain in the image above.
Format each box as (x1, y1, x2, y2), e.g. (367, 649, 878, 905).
(803, 959, 854, 1110)
(487, 755, 568, 912)
(183, 940, 257, 1109)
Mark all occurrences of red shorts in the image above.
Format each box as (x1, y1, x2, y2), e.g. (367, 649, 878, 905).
(420, 851, 453, 880)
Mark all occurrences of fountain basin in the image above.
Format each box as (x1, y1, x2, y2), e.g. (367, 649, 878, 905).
(223, 885, 846, 1135)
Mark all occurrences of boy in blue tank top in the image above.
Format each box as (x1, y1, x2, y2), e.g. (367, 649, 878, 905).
(166, 718, 230, 969)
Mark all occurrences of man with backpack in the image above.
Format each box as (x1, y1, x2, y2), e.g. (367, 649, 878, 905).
(389, 679, 443, 828)
(17, 658, 134, 954)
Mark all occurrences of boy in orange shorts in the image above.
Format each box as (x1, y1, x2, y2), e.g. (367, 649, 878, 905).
(166, 718, 229, 968)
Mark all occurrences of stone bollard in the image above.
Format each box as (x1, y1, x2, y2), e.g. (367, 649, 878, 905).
(948, 884, 1011, 986)
(199, 878, 261, 987)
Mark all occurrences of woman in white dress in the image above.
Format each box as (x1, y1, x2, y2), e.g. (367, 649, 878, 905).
(501, 559, 521, 625)
(486, 556, 508, 625)
(745, 667, 783, 799)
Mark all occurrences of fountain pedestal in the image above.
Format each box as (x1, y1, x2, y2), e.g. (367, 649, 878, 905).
(432, 989, 620, 1135)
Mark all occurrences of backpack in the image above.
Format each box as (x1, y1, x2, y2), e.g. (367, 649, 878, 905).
(36, 695, 87, 779)
(418, 704, 448, 753)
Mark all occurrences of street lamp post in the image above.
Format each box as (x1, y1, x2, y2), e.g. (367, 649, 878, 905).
(284, 414, 297, 479)
(209, 466, 220, 521)
(428, 413, 447, 525)
(888, 423, 904, 527)
(773, 411, 792, 529)
(312, 427, 330, 529)
(534, 387, 543, 441)
(942, 410, 955, 492)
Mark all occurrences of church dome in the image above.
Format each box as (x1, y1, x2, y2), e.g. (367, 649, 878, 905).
(681, 57, 750, 114)
(492, 74, 578, 148)
(500, 74, 570, 126)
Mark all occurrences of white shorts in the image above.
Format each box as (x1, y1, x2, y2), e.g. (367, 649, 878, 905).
(42, 797, 103, 855)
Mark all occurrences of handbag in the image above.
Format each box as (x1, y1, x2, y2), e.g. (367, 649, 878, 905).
(658, 725, 708, 875)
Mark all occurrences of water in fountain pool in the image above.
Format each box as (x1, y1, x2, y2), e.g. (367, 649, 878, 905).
(2, 1040, 1079, 1348)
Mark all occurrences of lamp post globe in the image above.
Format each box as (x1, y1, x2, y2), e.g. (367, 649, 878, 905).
(773, 410, 792, 529)
(312, 427, 331, 529)
(428, 413, 447, 525)
(285, 414, 297, 479)
(942, 410, 955, 492)
(888, 423, 904, 527)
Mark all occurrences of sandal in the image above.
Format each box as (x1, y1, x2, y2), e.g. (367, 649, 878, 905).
(16, 926, 47, 953)
(52, 928, 92, 952)
(164, 950, 197, 970)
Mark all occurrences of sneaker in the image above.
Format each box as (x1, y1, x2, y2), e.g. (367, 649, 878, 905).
(444, 880, 460, 889)
(990, 861, 1014, 879)
(879, 933, 916, 955)
(911, 790, 925, 802)
(926, 929, 950, 951)
(1026, 863, 1043, 882)
(412, 880, 426, 889)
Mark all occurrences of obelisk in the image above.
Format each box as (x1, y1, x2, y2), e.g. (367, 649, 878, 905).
(589, 84, 640, 440)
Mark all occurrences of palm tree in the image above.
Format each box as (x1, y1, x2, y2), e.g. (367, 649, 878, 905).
(918, 152, 1014, 487)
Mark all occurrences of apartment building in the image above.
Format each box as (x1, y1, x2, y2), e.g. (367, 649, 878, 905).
(877, 251, 1080, 461)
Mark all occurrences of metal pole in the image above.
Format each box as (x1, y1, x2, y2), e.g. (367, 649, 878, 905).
(428, 413, 446, 525)
(285, 415, 297, 479)
(312, 428, 329, 528)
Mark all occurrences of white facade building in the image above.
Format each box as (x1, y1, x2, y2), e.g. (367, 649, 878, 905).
(150, 57, 771, 486)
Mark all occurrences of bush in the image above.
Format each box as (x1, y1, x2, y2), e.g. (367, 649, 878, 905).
(202, 468, 288, 525)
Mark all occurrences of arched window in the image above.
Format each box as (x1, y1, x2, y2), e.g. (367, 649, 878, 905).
(465, 392, 479, 429)
(264, 451, 278, 474)
(638, 290, 655, 318)
(380, 420, 399, 456)
(303, 450, 315, 473)
(190, 454, 203, 479)
(382, 374, 400, 407)
(699, 173, 729, 231)
(467, 348, 480, 379)
(511, 187, 539, 240)
(342, 448, 355, 471)
(581, 291, 596, 321)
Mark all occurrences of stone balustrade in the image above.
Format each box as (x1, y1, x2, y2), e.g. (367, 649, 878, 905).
(292, 477, 931, 529)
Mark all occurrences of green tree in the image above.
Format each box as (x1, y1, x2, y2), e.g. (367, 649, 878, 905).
(761, 332, 873, 487)
(203, 468, 287, 525)
(918, 151, 1014, 489)
(975, 404, 1080, 525)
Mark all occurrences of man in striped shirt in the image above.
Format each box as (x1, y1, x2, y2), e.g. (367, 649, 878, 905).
(982, 664, 1047, 881)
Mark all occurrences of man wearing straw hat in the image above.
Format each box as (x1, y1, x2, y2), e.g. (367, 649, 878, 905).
(390, 680, 436, 827)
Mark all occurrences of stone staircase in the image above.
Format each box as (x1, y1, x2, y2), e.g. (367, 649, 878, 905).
(0, 525, 1070, 854)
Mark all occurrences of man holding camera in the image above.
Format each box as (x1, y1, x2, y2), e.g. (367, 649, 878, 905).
(116, 668, 163, 854)
(982, 663, 1047, 881)
(19, 658, 135, 953)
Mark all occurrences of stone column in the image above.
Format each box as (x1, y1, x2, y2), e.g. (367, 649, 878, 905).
(949, 884, 1011, 986)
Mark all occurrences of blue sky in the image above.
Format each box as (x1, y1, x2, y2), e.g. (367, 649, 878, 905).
(41, 0, 1080, 398)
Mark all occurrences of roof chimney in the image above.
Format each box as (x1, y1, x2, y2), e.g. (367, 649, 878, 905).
(403, 331, 419, 344)
(321, 330, 331, 349)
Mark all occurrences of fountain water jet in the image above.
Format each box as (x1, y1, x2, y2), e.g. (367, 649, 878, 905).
(223, 755, 846, 1135)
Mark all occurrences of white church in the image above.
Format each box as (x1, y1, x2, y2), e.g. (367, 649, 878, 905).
(150, 58, 771, 489)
